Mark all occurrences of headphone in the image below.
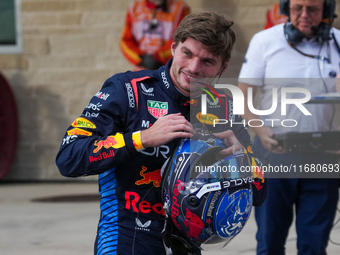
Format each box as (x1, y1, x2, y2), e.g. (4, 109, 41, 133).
(279, 0, 336, 44)
(221, 65, 227, 73)
(219, 64, 228, 76)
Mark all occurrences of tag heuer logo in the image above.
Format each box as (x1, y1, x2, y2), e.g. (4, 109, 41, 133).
(147, 100, 168, 118)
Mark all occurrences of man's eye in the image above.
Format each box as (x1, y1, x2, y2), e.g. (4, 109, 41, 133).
(291, 5, 302, 12)
(204, 60, 215, 66)
(290, 5, 321, 15)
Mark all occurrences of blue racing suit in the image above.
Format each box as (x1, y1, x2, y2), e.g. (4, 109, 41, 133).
(56, 60, 265, 255)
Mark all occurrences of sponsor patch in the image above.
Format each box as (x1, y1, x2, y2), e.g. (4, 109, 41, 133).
(72, 117, 96, 129)
(67, 128, 92, 136)
(89, 150, 115, 162)
(135, 167, 161, 187)
(184, 99, 198, 106)
(161, 71, 169, 89)
(86, 102, 102, 111)
(147, 100, 168, 118)
(196, 112, 219, 125)
(93, 134, 125, 153)
(125, 83, 136, 108)
(62, 135, 77, 145)
(135, 218, 151, 232)
(125, 191, 165, 215)
(95, 91, 110, 100)
(141, 83, 154, 96)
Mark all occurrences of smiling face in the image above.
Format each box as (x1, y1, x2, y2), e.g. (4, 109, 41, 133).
(169, 38, 228, 97)
(289, 0, 324, 38)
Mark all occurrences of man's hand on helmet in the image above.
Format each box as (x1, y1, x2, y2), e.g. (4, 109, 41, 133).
(141, 113, 195, 148)
(213, 130, 242, 157)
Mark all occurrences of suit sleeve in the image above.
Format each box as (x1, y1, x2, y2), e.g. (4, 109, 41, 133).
(56, 76, 142, 177)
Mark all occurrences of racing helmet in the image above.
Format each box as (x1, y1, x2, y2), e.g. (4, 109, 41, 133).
(161, 128, 254, 251)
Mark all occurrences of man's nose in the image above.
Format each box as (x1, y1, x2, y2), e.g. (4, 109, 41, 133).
(188, 58, 200, 73)
(300, 7, 310, 17)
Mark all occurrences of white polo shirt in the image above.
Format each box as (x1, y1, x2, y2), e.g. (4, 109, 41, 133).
(238, 23, 340, 134)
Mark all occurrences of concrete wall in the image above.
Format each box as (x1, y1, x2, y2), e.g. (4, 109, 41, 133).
(1, 0, 340, 181)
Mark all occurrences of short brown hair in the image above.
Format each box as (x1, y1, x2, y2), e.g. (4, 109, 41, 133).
(173, 11, 236, 63)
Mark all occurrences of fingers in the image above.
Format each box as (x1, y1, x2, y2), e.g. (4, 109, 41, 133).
(213, 130, 239, 147)
(159, 114, 195, 134)
(218, 147, 234, 157)
(213, 130, 235, 142)
(213, 130, 243, 156)
(255, 126, 283, 152)
(141, 113, 194, 148)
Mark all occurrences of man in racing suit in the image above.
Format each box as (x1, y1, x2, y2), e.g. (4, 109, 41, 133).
(56, 11, 265, 255)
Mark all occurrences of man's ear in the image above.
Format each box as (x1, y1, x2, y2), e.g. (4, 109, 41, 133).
(171, 42, 176, 57)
